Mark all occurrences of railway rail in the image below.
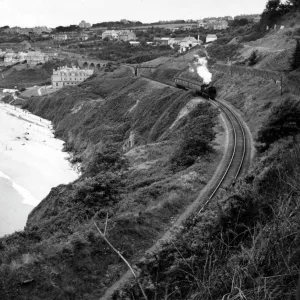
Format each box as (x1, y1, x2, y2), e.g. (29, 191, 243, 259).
(196, 98, 247, 214)
(100, 76, 251, 300)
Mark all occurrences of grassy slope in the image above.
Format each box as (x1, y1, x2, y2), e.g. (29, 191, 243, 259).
(0, 66, 222, 299)
(113, 16, 300, 300)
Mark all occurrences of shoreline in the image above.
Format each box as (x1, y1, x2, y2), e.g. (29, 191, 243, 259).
(0, 101, 79, 236)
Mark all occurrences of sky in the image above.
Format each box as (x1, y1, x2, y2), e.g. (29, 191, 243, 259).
(0, 0, 267, 28)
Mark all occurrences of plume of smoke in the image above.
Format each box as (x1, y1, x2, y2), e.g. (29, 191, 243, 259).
(193, 55, 212, 84)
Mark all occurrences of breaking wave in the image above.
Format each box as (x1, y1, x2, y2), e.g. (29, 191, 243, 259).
(0, 170, 37, 206)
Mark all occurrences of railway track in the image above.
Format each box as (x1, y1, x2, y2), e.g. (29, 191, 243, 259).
(100, 78, 252, 300)
(196, 98, 247, 214)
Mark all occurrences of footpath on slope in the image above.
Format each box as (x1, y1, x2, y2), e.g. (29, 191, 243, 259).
(100, 97, 254, 300)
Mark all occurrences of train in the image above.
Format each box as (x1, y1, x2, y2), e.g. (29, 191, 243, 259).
(174, 77, 217, 100)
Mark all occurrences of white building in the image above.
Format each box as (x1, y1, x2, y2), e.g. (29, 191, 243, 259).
(79, 20, 91, 29)
(206, 34, 218, 43)
(53, 34, 68, 41)
(4, 52, 18, 66)
(214, 20, 229, 30)
(102, 30, 137, 41)
(129, 41, 140, 46)
(179, 37, 203, 52)
(51, 66, 94, 89)
(4, 50, 27, 66)
(198, 19, 206, 28)
(26, 51, 49, 66)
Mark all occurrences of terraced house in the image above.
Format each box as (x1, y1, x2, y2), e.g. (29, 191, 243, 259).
(51, 66, 94, 89)
(102, 30, 137, 41)
(26, 51, 49, 66)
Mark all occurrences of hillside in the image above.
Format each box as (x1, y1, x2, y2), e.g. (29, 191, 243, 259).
(0, 64, 225, 299)
(111, 5, 300, 300)
(2, 2, 300, 299)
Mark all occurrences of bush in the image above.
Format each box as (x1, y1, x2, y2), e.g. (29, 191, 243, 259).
(207, 43, 242, 62)
(248, 50, 258, 66)
(256, 97, 300, 151)
(170, 102, 218, 169)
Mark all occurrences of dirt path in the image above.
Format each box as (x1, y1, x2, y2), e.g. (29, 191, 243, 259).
(100, 98, 254, 300)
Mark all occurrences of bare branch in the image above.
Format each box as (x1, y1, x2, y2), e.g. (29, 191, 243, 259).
(93, 221, 148, 300)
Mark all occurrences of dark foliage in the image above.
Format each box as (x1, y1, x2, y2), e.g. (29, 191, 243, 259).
(232, 18, 249, 27)
(290, 40, 300, 71)
(248, 50, 258, 66)
(74, 171, 123, 209)
(257, 97, 300, 151)
(170, 102, 218, 169)
(259, 0, 294, 31)
(116, 137, 300, 300)
(55, 25, 79, 32)
(85, 150, 128, 177)
(207, 43, 242, 62)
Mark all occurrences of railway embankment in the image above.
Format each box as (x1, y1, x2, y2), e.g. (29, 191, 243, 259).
(111, 58, 300, 300)
(100, 95, 254, 299)
(0, 69, 228, 299)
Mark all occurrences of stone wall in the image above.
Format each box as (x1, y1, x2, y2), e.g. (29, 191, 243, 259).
(214, 63, 300, 96)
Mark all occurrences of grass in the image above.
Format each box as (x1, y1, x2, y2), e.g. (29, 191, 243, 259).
(115, 136, 300, 300)
(0, 64, 222, 299)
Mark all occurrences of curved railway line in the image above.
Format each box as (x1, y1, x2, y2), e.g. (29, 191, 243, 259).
(197, 98, 247, 214)
(100, 76, 252, 300)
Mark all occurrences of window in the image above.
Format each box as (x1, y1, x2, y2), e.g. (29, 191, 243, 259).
(56, 83, 58, 86)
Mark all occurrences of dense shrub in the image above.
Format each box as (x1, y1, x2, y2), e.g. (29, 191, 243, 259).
(256, 97, 300, 151)
(85, 150, 128, 176)
(207, 43, 242, 62)
(248, 50, 258, 66)
(116, 137, 300, 300)
(170, 102, 218, 169)
(290, 39, 300, 70)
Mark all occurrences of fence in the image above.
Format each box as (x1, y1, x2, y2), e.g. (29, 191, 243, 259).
(213, 63, 300, 97)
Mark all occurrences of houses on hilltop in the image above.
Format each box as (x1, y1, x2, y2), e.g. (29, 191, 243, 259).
(102, 30, 137, 41)
(79, 20, 91, 29)
(153, 36, 203, 53)
(0, 45, 56, 67)
(198, 19, 229, 30)
(3, 26, 51, 35)
(52, 32, 89, 41)
(26, 51, 49, 66)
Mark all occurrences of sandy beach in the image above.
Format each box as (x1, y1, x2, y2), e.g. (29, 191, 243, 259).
(0, 102, 79, 236)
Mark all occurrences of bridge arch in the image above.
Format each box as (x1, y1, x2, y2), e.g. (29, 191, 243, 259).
(89, 63, 95, 70)
(96, 63, 101, 71)
(83, 62, 88, 69)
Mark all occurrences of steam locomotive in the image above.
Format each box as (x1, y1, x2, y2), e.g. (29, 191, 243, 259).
(174, 77, 217, 100)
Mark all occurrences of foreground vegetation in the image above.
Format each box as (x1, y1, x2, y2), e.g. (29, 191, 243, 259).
(114, 95, 300, 300)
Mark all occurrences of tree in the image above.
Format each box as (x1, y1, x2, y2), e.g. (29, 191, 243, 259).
(287, 0, 300, 9)
(249, 50, 258, 66)
(256, 97, 300, 151)
(290, 39, 300, 70)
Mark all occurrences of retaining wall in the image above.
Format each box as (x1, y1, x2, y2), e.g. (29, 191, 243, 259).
(213, 63, 300, 97)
